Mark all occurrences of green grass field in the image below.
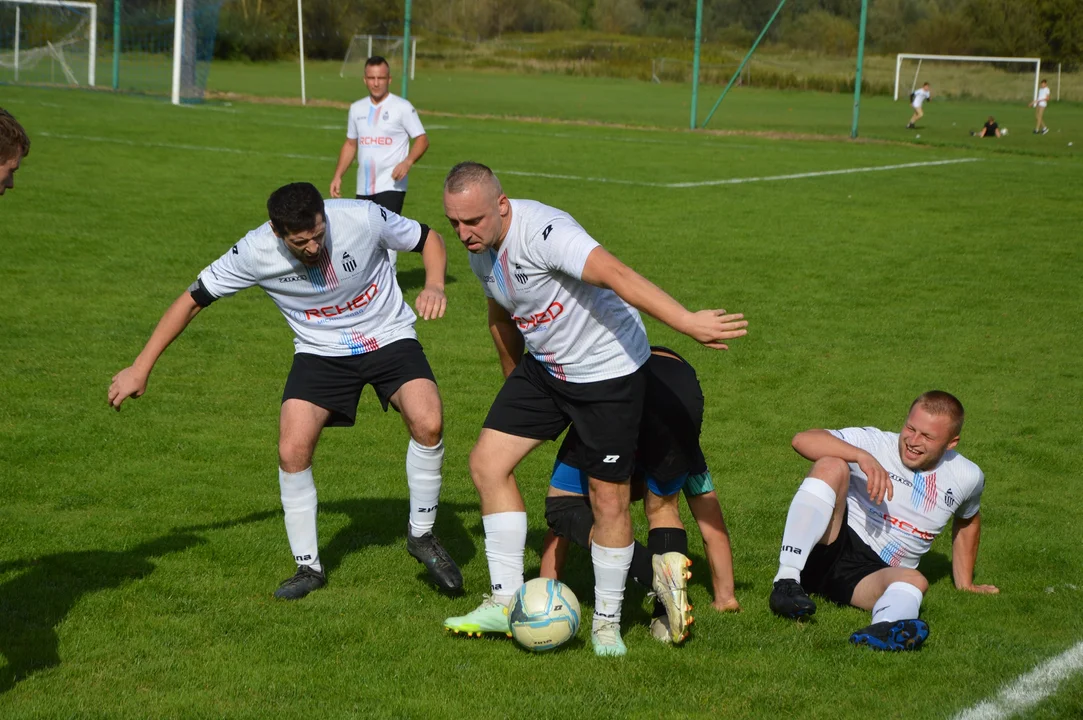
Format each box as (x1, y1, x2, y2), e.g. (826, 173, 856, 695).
(2, 75, 1082, 719)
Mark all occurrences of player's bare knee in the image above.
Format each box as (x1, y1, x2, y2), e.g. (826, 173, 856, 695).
(409, 415, 443, 447)
(810, 456, 849, 490)
(278, 445, 313, 474)
(901, 570, 928, 593)
(468, 445, 503, 491)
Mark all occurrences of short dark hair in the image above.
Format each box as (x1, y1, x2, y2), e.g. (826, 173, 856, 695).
(445, 161, 503, 194)
(267, 182, 324, 236)
(923, 82, 930, 87)
(910, 390, 965, 436)
(1040, 78, 1048, 84)
(365, 56, 390, 70)
(0, 107, 30, 164)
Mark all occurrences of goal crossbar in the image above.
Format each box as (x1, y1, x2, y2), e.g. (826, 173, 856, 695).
(1, 0, 97, 85)
(894, 53, 1041, 101)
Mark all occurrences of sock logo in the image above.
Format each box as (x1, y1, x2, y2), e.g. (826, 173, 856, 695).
(294, 554, 313, 561)
(491, 583, 503, 592)
(417, 504, 438, 513)
(782, 545, 803, 556)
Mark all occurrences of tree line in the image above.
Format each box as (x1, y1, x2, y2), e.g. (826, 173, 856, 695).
(210, 0, 1081, 67)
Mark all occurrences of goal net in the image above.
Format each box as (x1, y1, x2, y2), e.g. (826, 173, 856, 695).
(0, 0, 224, 102)
(340, 34, 416, 81)
(894, 53, 1042, 103)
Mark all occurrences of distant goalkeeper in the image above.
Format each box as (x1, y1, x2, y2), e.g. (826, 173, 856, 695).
(907, 82, 931, 129)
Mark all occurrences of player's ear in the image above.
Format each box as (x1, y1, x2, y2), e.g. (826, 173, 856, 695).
(947, 435, 960, 451)
(498, 194, 511, 216)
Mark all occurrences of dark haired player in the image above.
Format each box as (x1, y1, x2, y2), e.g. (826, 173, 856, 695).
(769, 391, 998, 650)
(108, 182, 461, 599)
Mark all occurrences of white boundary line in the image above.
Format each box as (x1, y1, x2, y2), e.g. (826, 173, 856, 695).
(38, 132, 980, 189)
(953, 640, 1083, 720)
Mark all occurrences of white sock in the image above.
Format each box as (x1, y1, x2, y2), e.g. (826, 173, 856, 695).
(872, 582, 924, 624)
(279, 467, 321, 572)
(591, 541, 634, 627)
(406, 438, 443, 538)
(482, 511, 526, 605)
(387, 248, 398, 275)
(774, 477, 836, 583)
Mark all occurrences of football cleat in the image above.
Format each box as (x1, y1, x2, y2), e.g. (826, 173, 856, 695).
(444, 596, 511, 637)
(651, 552, 693, 644)
(273, 564, 326, 600)
(850, 619, 929, 651)
(406, 527, 463, 593)
(650, 615, 672, 645)
(591, 620, 627, 657)
(769, 578, 816, 619)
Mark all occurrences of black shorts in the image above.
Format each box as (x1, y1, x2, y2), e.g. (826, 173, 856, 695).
(555, 347, 707, 485)
(484, 353, 646, 481)
(281, 338, 436, 427)
(802, 508, 890, 606)
(357, 191, 406, 214)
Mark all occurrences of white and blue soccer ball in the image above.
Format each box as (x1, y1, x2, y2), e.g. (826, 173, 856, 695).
(508, 578, 581, 652)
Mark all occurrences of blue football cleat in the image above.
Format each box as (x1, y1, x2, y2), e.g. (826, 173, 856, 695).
(849, 619, 929, 651)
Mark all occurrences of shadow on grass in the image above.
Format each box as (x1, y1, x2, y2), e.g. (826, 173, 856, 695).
(0, 510, 278, 695)
(319, 498, 477, 593)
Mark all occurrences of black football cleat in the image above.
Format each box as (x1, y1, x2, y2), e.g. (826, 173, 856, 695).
(850, 619, 929, 651)
(407, 527, 463, 593)
(274, 564, 326, 600)
(769, 578, 817, 619)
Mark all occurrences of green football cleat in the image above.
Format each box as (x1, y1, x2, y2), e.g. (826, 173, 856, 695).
(444, 596, 512, 637)
(652, 552, 693, 644)
(591, 620, 627, 657)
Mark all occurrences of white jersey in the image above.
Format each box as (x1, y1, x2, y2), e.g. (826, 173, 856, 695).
(1037, 87, 1051, 107)
(912, 88, 931, 108)
(468, 199, 650, 383)
(346, 93, 425, 195)
(830, 426, 984, 569)
(195, 200, 425, 357)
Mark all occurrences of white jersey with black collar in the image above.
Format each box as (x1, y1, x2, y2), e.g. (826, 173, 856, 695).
(829, 426, 985, 569)
(193, 199, 425, 357)
(468, 199, 650, 383)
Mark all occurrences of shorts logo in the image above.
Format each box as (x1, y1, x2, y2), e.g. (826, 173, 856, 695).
(602, 455, 620, 464)
(342, 251, 357, 273)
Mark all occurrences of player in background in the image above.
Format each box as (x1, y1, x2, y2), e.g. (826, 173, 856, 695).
(0, 107, 30, 196)
(1029, 79, 1051, 134)
(768, 391, 998, 651)
(108, 182, 463, 600)
(907, 82, 931, 129)
(974, 116, 1001, 138)
(441, 161, 748, 656)
(330, 56, 429, 276)
(538, 346, 741, 646)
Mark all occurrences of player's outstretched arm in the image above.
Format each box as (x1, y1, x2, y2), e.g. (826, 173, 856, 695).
(685, 490, 741, 612)
(414, 228, 447, 320)
(108, 291, 203, 411)
(579, 246, 747, 350)
(330, 138, 358, 199)
(487, 298, 524, 378)
(792, 429, 892, 503)
(951, 511, 998, 594)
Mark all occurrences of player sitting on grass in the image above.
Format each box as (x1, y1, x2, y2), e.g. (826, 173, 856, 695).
(539, 347, 741, 646)
(768, 391, 998, 651)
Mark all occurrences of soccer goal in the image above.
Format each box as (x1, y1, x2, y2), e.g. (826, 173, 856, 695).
(340, 34, 416, 81)
(0, 0, 97, 86)
(894, 53, 1042, 102)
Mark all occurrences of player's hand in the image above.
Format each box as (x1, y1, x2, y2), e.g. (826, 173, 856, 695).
(960, 583, 999, 594)
(414, 286, 447, 320)
(108, 366, 149, 411)
(684, 309, 748, 350)
(857, 450, 893, 504)
(330, 177, 342, 199)
(391, 160, 412, 182)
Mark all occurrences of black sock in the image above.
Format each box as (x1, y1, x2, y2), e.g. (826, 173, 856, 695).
(629, 541, 652, 589)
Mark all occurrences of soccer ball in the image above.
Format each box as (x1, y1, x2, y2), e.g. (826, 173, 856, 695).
(1002, 128, 1009, 136)
(508, 578, 581, 652)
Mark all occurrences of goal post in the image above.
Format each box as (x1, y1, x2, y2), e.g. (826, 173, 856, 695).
(1, 0, 96, 86)
(340, 34, 416, 81)
(894, 53, 1042, 102)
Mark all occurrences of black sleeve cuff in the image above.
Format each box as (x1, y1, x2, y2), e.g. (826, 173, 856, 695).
(188, 278, 217, 308)
(411, 223, 430, 253)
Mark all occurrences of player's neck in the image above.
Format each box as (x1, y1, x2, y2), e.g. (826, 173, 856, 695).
(369, 91, 390, 104)
(495, 205, 514, 251)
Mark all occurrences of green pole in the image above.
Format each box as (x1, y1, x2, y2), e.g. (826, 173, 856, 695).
(850, 0, 869, 138)
(112, 0, 120, 90)
(690, 0, 703, 130)
(701, 0, 787, 128)
(401, 0, 412, 99)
